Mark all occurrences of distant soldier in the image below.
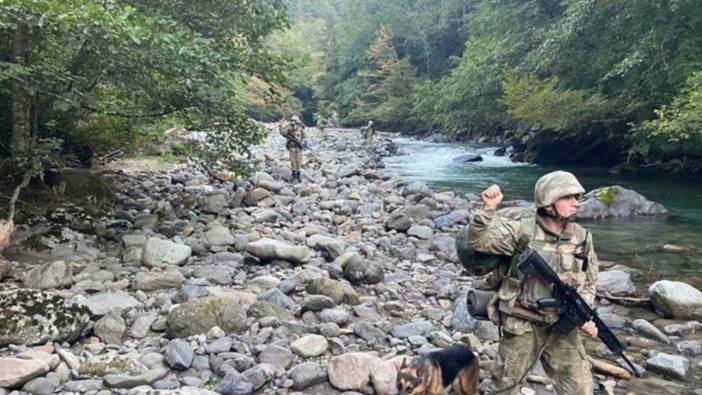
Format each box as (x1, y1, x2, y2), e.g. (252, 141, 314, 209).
(316, 117, 328, 138)
(360, 120, 375, 144)
(279, 115, 306, 182)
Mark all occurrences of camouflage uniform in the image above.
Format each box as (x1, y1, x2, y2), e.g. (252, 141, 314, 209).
(364, 120, 375, 144)
(316, 118, 328, 137)
(280, 115, 306, 181)
(465, 171, 598, 395)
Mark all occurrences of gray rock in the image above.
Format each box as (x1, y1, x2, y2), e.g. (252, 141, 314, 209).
(289, 362, 328, 390)
(307, 235, 346, 260)
(319, 307, 352, 325)
(343, 257, 384, 285)
(244, 188, 272, 206)
(103, 367, 169, 388)
(166, 296, 247, 338)
(302, 295, 335, 312)
(597, 270, 636, 296)
(402, 181, 432, 198)
(0, 288, 89, 346)
(165, 339, 194, 370)
(257, 288, 296, 310)
(646, 353, 690, 381)
(676, 340, 702, 356)
(216, 371, 255, 395)
(246, 238, 310, 264)
(258, 345, 294, 370)
(24, 261, 73, 290)
(205, 336, 233, 354)
(291, 335, 328, 357)
(200, 192, 229, 214)
(142, 238, 192, 267)
(385, 212, 411, 232)
(130, 313, 158, 339)
(451, 293, 477, 333)
(649, 280, 702, 320)
(306, 278, 360, 305)
(251, 208, 279, 223)
(433, 215, 454, 228)
(134, 269, 186, 291)
(247, 300, 294, 321)
(23, 377, 55, 395)
(475, 320, 500, 342)
(327, 353, 381, 391)
(353, 322, 387, 346)
(242, 363, 276, 390)
(94, 310, 127, 344)
(62, 379, 104, 392)
(407, 225, 433, 240)
(391, 321, 434, 338)
(204, 225, 236, 247)
(84, 291, 142, 316)
(452, 154, 483, 163)
(193, 264, 236, 285)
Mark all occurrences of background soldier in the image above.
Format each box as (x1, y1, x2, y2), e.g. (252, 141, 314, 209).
(279, 115, 306, 182)
(316, 116, 328, 138)
(461, 170, 599, 395)
(360, 120, 375, 144)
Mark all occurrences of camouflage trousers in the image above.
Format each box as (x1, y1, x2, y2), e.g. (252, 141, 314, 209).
(492, 318, 592, 395)
(288, 147, 303, 171)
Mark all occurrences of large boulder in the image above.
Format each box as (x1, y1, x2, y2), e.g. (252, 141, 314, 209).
(597, 270, 636, 296)
(577, 186, 668, 219)
(452, 154, 483, 163)
(0, 287, 89, 346)
(649, 280, 702, 320)
(142, 238, 192, 267)
(166, 296, 247, 338)
(0, 357, 50, 388)
(245, 238, 310, 264)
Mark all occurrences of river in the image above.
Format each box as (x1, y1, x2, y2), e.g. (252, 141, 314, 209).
(383, 137, 702, 288)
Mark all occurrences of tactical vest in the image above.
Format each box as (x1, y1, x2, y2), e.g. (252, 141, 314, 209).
(497, 216, 591, 323)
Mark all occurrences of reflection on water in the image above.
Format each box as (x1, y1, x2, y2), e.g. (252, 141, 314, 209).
(384, 138, 702, 287)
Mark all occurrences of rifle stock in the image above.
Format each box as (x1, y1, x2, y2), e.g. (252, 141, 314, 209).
(516, 248, 641, 377)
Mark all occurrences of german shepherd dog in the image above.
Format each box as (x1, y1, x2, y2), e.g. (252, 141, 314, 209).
(397, 344, 479, 395)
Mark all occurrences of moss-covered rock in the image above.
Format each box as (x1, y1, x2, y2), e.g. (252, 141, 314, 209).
(0, 287, 89, 346)
(596, 186, 620, 207)
(166, 296, 247, 338)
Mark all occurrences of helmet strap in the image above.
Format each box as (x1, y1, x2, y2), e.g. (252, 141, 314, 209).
(546, 204, 572, 222)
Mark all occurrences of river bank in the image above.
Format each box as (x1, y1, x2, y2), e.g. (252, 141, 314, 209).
(0, 128, 701, 394)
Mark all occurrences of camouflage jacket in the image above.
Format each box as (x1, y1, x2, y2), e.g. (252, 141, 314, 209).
(467, 208, 599, 333)
(280, 122, 305, 149)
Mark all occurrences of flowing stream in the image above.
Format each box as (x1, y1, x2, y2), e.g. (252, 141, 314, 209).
(384, 137, 702, 288)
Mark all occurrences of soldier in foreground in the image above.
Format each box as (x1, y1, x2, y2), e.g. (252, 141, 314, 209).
(463, 171, 599, 395)
(279, 115, 306, 182)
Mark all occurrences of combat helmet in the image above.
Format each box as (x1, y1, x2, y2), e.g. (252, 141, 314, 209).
(290, 115, 302, 124)
(534, 170, 585, 208)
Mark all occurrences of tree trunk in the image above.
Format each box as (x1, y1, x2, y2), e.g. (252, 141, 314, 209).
(11, 24, 32, 155)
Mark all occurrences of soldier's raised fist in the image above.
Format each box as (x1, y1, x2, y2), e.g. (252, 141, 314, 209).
(481, 184, 503, 210)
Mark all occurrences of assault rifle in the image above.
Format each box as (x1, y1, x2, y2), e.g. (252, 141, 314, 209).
(516, 248, 641, 377)
(286, 134, 311, 151)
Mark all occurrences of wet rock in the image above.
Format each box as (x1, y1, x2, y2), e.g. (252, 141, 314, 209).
(246, 238, 310, 264)
(632, 319, 671, 344)
(649, 280, 702, 320)
(452, 154, 483, 163)
(597, 270, 635, 296)
(577, 186, 668, 219)
(142, 238, 192, 267)
(166, 296, 247, 338)
(645, 353, 690, 381)
(0, 288, 89, 346)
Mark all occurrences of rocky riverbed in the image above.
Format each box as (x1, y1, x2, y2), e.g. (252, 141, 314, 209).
(1, 127, 701, 395)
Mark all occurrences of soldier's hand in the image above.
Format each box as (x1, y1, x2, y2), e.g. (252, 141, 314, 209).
(481, 184, 503, 210)
(580, 321, 598, 338)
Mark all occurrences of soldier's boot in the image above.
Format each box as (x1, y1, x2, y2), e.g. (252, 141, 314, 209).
(295, 171, 302, 182)
(291, 171, 299, 182)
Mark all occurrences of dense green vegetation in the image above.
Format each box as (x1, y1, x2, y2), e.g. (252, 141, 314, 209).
(2, 0, 701, 176)
(285, 0, 702, 171)
(1, 0, 288, 174)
